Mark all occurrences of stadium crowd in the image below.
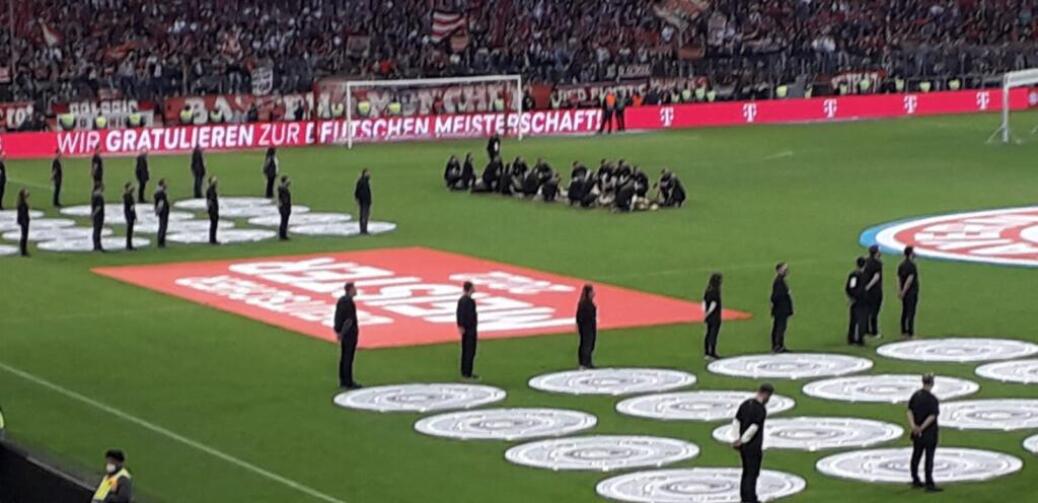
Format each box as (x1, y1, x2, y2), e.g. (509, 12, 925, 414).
(3, 0, 1038, 110)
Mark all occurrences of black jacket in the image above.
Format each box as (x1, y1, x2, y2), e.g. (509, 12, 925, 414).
(456, 296, 477, 331)
(333, 296, 359, 337)
(51, 159, 63, 182)
(136, 154, 149, 182)
(16, 200, 29, 226)
(277, 184, 291, 212)
(205, 185, 219, 218)
(576, 300, 597, 334)
(123, 192, 136, 221)
(154, 189, 169, 217)
(191, 149, 206, 176)
(355, 176, 372, 205)
(771, 276, 793, 317)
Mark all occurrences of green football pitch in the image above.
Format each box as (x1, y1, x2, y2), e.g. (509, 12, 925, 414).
(1, 112, 1037, 503)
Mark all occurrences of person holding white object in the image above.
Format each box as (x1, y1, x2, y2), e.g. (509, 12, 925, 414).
(732, 383, 773, 503)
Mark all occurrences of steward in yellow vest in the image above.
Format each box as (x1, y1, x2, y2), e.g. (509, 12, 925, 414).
(93, 449, 133, 503)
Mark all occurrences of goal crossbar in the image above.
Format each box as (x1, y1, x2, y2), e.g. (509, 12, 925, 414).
(344, 75, 523, 148)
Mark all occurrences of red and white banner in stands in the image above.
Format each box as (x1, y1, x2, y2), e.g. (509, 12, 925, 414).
(0, 89, 1033, 159)
(0, 101, 35, 131)
(163, 93, 313, 123)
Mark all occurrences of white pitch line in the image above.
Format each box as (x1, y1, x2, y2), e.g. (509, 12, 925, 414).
(0, 361, 346, 503)
(762, 150, 794, 160)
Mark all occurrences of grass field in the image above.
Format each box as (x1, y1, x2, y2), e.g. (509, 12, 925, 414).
(1, 112, 1037, 503)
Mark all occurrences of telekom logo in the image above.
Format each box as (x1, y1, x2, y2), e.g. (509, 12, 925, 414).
(976, 91, 991, 110)
(742, 103, 758, 123)
(823, 99, 838, 119)
(903, 95, 919, 114)
(660, 107, 675, 127)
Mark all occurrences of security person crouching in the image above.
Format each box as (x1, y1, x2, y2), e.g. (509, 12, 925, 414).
(92, 449, 132, 503)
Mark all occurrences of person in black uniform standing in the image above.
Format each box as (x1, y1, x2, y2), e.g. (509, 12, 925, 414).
(907, 373, 942, 492)
(205, 176, 219, 244)
(263, 147, 279, 198)
(91, 184, 106, 252)
(615, 91, 627, 131)
(190, 146, 206, 198)
(15, 188, 30, 256)
(703, 273, 723, 359)
(770, 263, 793, 353)
(122, 182, 136, 250)
(863, 245, 884, 337)
(333, 282, 362, 389)
(456, 281, 479, 379)
(732, 383, 774, 503)
(135, 149, 150, 203)
(154, 179, 169, 248)
(898, 246, 920, 337)
(51, 151, 63, 207)
(846, 256, 868, 346)
(0, 153, 8, 210)
(576, 284, 597, 369)
(354, 169, 372, 235)
(486, 133, 501, 162)
(276, 176, 291, 240)
(90, 149, 104, 189)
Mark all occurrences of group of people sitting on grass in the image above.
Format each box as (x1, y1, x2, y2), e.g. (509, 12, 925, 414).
(442, 154, 687, 212)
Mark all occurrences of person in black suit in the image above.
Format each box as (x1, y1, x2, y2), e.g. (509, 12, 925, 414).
(135, 149, 150, 203)
(460, 153, 476, 190)
(90, 149, 104, 189)
(205, 176, 219, 244)
(846, 256, 868, 345)
(576, 284, 597, 369)
(732, 383, 774, 503)
(49, 151, 63, 207)
(907, 373, 942, 492)
(0, 153, 6, 210)
(770, 263, 793, 353)
(190, 146, 206, 198)
(154, 179, 169, 248)
(898, 246, 920, 337)
(276, 176, 291, 240)
(703, 273, 723, 359)
(864, 245, 884, 337)
(354, 169, 372, 235)
(456, 281, 479, 379)
(122, 182, 137, 250)
(15, 188, 30, 256)
(91, 184, 105, 252)
(657, 169, 687, 208)
(486, 133, 501, 162)
(263, 147, 279, 198)
(333, 282, 362, 389)
(443, 155, 464, 190)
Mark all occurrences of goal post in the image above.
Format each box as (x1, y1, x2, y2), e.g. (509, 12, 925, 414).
(990, 68, 1038, 144)
(342, 75, 524, 149)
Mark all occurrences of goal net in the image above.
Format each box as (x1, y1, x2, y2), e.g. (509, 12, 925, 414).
(990, 68, 1038, 144)
(313, 75, 524, 149)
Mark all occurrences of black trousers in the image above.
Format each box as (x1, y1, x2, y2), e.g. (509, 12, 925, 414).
(616, 109, 626, 131)
(910, 436, 937, 486)
(18, 222, 28, 255)
(92, 218, 104, 251)
(264, 176, 276, 198)
(740, 448, 762, 503)
(339, 332, 359, 387)
(771, 315, 789, 351)
(461, 329, 478, 377)
(847, 303, 868, 344)
(208, 214, 218, 244)
(358, 203, 371, 234)
(157, 214, 168, 247)
(704, 320, 720, 356)
(137, 181, 147, 203)
(598, 111, 613, 133)
(0, 181, 5, 209)
(901, 294, 918, 336)
(125, 216, 135, 249)
(866, 295, 883, 335)
(192, 174, 204, 198)
(278, 210, 290, 239)
(578, 327, 596, 367)
(53, 181, 62, 206)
